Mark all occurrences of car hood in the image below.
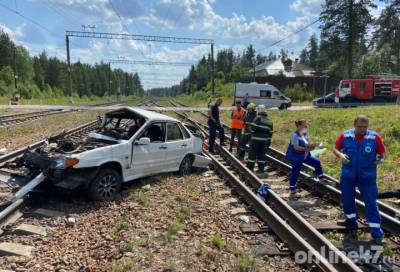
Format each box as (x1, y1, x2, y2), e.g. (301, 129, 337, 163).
(88, 132, 122, 143)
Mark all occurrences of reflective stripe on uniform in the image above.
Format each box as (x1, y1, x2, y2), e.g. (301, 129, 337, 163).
(345, 213, 357, 219)
(257, 160, 266, 163)
(369, 223, 380, 228)
(252, 137, 271, 141)
(247, 160, 255, 163)
(250, 123, 271, 129)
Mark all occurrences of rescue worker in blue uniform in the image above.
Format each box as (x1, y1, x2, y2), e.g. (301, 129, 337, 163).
(246, 105, 273, 175)
(286, 119, 324, 197)
(333, 115, 386, 243)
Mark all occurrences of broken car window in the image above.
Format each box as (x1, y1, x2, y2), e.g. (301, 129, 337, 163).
(141, 122, 165, 142)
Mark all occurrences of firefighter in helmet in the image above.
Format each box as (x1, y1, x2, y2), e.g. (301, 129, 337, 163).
(246, 105, 273, 175)
(237, 102, 257, 159)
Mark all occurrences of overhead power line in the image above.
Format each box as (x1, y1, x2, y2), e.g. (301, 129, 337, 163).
(0, 2, 52, 33)
(257, 18, 320, 53)
(109, 59, 193, 66)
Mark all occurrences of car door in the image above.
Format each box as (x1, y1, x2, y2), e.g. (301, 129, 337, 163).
(164, 122, 190, 170)
(273, 91, 281, 107)
(130, 122, 167, 177)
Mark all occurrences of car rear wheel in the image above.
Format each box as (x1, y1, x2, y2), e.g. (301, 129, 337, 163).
(179, 155, 193, 176)
(88, 168, 122, 201)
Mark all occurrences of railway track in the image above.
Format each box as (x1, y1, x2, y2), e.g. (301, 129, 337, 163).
(164, 99, 400, 271)
(0, 120, 99, 228)
(0, 109, 79, 128)
(0, 99, 147, 240)
(168, 99, 400, 218)
(0, 98, 140, 129)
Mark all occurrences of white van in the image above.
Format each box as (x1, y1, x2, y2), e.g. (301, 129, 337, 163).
(233, 82, 292, 109)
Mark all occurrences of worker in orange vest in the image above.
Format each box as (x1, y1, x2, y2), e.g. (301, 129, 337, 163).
(229, 100, 245, 152)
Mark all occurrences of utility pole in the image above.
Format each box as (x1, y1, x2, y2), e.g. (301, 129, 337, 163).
(211, 43, 215, 97)
(125, 72, 128, 97)
(65, 35, 73, 103)
(108, 62, 112, 99)
(13, 45, 18, 91)
(347, 0, 354, 79)
(323, 75, 328, 105)
(253, 58, 256, 82)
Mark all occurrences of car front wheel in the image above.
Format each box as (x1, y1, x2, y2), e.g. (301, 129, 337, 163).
(179, 155, 193, 176)
(88, 168, 122, 201)
(279, 103, 288, 110)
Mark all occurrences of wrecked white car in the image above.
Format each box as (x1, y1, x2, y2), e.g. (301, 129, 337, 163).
(18, 108, 210, 200)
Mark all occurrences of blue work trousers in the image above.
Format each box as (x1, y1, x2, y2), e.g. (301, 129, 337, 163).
(340, 176, 383, 238)
(289, 155, 323, 191)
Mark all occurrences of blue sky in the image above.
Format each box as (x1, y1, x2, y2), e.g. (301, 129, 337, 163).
(0, 0, 385, 89)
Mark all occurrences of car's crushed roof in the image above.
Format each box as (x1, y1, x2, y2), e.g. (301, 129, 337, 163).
(105, 107, 178, 122)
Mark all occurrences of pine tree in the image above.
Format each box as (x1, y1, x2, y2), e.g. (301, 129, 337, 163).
(373, 0, 400, 74)
(308, 34, 319, 69)
(320, 0, 376, 78)
(299, 49, 309, 65)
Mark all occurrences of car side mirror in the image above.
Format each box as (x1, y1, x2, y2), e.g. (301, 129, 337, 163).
(135, 137, 150, 145)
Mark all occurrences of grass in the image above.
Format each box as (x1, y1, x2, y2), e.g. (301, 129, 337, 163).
(107, 258, 137, 272)
(94, 240, 104, 249)
(210, 234, 225, 250)
(0, 95, 139, 106)
(220, 105, 400, 191)
(120, 242, 134, 253)
(176, 206, 191, 223)
(115, 219, 127, 232)
(174, 195, 187, 203)
(165, 221, 183, 242)
(0, 110, 103, 150)
(234, 252, 261, 272)
(130, 189, 151, 207)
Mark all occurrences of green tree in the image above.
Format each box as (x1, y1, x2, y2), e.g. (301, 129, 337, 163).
(373, 1, 400, 74)
(299, 49, 309, 65)
(320, 0, 376, 78)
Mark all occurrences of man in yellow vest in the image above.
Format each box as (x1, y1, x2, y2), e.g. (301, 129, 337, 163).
(229, 100, 245, 152)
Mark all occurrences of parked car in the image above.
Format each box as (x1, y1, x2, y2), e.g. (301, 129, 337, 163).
(233, 82, 292, 109)
(312, 92, 336, 106)
(20, 108, 210, 200)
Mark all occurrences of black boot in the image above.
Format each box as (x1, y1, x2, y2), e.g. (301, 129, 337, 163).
(336, 219, 358, 229)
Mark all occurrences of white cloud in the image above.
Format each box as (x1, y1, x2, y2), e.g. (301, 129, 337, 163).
(0, 24, 25, 40)
(32, 0, 144, 23)
(290, 0, 323, 16)
(145, 0, 314, 45)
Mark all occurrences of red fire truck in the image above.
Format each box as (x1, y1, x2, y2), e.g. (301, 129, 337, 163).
(335, 75, 400, 103)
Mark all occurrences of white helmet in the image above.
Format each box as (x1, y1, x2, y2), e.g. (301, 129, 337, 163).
(256, 104, 266, 113)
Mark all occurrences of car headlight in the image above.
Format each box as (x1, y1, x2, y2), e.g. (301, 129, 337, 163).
(54, 158, 80, 169)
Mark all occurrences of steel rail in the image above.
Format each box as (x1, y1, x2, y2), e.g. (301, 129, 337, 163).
(0, 110, 77, 128)
(166, 103, 361, 272)
(0, 110, 58, 120)
(266, 147, 400, 218)
(0, 120, 97, 165)
(169, 100, 400, 233)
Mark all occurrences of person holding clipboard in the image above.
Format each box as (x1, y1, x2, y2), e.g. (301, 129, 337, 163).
(286, 119, 325, 197)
